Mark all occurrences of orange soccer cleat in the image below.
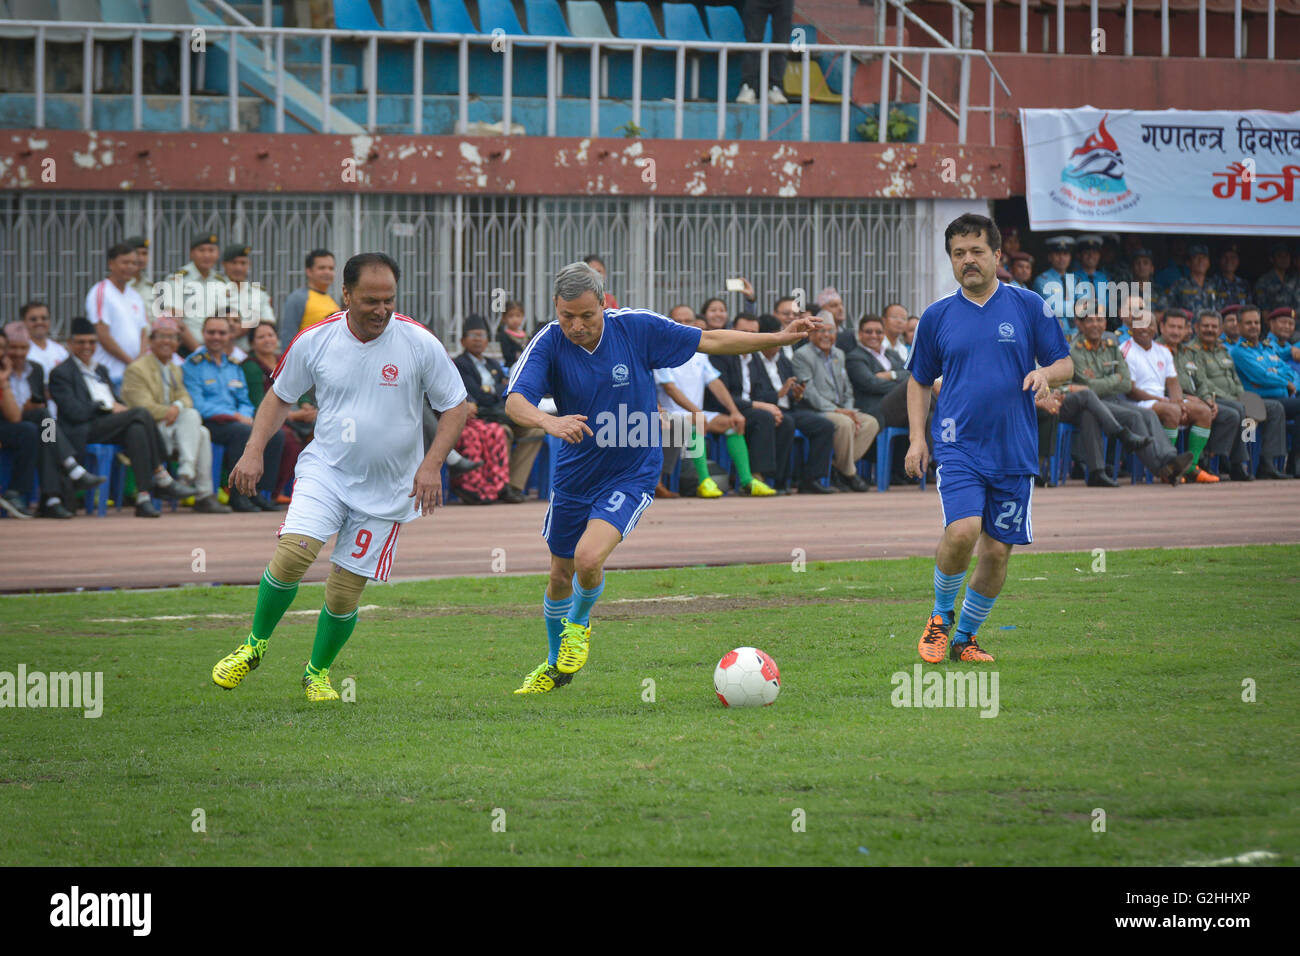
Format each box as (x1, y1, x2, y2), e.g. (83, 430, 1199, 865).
(918, 614, 952, 663)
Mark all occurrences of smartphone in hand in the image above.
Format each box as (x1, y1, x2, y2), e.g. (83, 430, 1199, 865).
(724, 278, 746, 293)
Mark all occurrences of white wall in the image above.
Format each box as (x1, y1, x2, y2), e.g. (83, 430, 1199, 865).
(912, 198, 996, 316)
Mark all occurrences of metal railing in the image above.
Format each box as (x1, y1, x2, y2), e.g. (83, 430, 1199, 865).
(995, 0, 1279, 58)
(7, 20, 1007, 144)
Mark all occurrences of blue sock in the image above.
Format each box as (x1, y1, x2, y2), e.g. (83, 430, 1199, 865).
(954, 586, 997, 643)
(932, 566, 965, 625)
(570, 573, 604, 627)
(543, 591, 572, 666)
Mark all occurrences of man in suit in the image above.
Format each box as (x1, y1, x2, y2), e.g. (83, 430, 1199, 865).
(453, 314, 540, 503)
(121, 316, 229, 513)
(704, 312, 793, 492)
(2, 321, 105, 518)
(751, 315, 834, 494)
(845, 315, 902, 426)
(881, 303, 911, 366)
(49, 317, 197, 517)
(793, 320, 878, 491)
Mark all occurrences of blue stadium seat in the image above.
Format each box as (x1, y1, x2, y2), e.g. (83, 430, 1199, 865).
(524, 0, 589, 96)
(83, 443, 123, 515)
(333, 0, 382, 31)
(566, 0, 631, 99)
(429, 0, 477, 33)
(661, 2, 711, 99)
(0, 1, 38, 40)
(873, 428, 925, 492)
(478, 0, 549, 95)
(380, 0, 430, 31)
(702, 3, 751, 98)
(613, 1, 673, 100)
(101, 0, 172, 40)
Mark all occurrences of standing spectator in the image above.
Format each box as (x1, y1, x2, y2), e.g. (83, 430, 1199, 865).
(793, 320, 878, 491)
(121, 317, 230, 513)
(736, 0, 791, 105)
(170, 233, 228, 354)
(126, 236, 157, 320)
(49, 317, 196, 517)
(87, 242, 149, 388)
(0, 335, 38, 518)
(280, 249, 340, 349)
(1033, 235, 1076, 333)
(750, 314, 834, 493)
(583, 255, 619, 309)
(184, 314, 285, 512)
(3, 322, 104, 513)
(1008, 252, 1034, 290)
(705, 312, 792, 493)
(453, 315, 540, 503)
(497, 300, 530, 368)
(242, 319, 313, 502)
(1254, 242, 1300, 314)
(222, 242, 276, 340)
(1000, 226, 1021, 258)
(845, 315, 899, 428)
(1189, 310, 1289, 480)
(881, 302, 910, 365)
(1209, 243, 1250, 308)
(21, 301, 69, 375)
(1163, 243, 1222, 317)
(1072, 235, 1111, 314)
(904, 314, 919, 349)
(1230, 305, 1300, 475)
(1154, 237, 1190, 291)
(700, 297, 729, 331)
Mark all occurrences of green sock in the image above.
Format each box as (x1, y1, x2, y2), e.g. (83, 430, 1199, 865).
(689, 429, 710, 481)
(250, 568, 298, 645)
(1187, 425, 1211, 472)
(724, 431, 754, 486)
(308, 605, 358, 673)
(1163, 427, 1179, 446)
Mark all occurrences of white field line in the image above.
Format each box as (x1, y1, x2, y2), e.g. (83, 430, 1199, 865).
(1184, 850, 1280, 867)
(90, 605, 383, 623)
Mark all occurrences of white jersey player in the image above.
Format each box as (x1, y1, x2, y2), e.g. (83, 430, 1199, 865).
(211, 253, 470, 702)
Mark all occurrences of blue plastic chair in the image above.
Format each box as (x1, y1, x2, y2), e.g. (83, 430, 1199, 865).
(523, 0, 588, 96)
(662, 2, 711, 98)
(566, 0, 632, 99)
(430, 0, 477, 32)
(874, 427, 925, 492)
(479, 0, 549, 95)
(614, 1, 674, 100)
(211, 443, 224, 496)
(83, 443, 122, 516)
(380, 0, 430, 31)
(334, 0, 382, 31)
(1052, 422, 1076, 486)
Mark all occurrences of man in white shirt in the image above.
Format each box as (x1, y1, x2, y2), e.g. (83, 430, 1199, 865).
(212, 253, 472, 703)
(882, 302, 911, 365)
(87, 242, 149, 388)
(21, 301, 69, 375)
(751, 314, 835, 494)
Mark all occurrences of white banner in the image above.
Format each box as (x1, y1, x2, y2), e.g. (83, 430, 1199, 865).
(1021, 107, 1300, 236)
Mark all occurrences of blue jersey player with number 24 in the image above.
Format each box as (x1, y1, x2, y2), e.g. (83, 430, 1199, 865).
(906, 214, 1073, 665)
(504, 262, 818, 694)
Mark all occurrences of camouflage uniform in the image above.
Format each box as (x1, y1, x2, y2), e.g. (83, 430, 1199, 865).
(1189, 338, 1287, 465)
(1253, 271, 1300, 314)
(1162, 276, 1223, 316)
(1208, 273, 1250, 309)
(1070, 333, 1178, 475)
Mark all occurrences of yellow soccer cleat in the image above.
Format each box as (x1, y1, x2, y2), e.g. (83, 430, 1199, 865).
(513, 662, 572, 695)
(696, 477, 723, 498)
(742, 478, 776, 496)
(302, 667, 341, 702)
(555, 618, 592, 674)
(212, 635, 266, 689)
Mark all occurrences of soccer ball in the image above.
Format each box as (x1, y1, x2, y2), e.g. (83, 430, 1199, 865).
(713, 647, 781, 707)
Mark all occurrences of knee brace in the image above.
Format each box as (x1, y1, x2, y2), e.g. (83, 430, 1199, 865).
(324, 564, 368, 616)
(268, 534, 323, 584)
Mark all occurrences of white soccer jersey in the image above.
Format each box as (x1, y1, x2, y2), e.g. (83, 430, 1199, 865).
(27, 338, 69, 374)
(1121, 339, 1175, 409)
(86, 279, 148, 380)
(654, 351, 720, 416)
(272, 312, 468, 520)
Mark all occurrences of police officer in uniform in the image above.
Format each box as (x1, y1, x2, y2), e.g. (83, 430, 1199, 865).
(221, 242, 276, 344)
(1072, 235, 1111, 315)
(1008, 251, 1034, 289)
(172, 233, 228, 355)
(1254, 242, 1300, 314)
(1163, 243, 1222, 316)
(1033, 235, 1076, 335)
(126, 235, 156, 320)
(1208, 243, 1250, 308)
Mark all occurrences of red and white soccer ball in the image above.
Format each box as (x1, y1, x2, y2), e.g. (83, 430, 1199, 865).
(714, 646, 781, 707)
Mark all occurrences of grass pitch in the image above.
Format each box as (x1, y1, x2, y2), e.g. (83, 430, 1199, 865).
(1, 544, 1296, 866)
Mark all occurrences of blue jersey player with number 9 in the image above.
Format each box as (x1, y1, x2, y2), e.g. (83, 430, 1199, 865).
(905, 214, 1073, 664)
(504, 262, 818, 694)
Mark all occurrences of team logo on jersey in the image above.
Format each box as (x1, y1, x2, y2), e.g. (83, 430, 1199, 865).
(611, 363, 630, 387)
(381, 363, 399, 386)
(998, 322, 1016, 342)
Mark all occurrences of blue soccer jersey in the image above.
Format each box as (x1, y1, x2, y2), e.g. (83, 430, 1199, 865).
(506, 309, 702, 493)
(907, 282, 1069, 476)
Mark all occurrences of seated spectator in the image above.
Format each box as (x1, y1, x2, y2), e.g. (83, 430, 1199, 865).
(1120, 303, 1210, 483)
(0, 331, 39, 518)
(1008, 252, 1034, 290)
(243, 320, 317, 492)
(1073, 300, 1190, 485)
(771, 296, 804, 361)
(705, 312, 792, 493)
(49, 317, 197, 517)
(1230, 304, 1300, 475)
(452, 314, 541, 504)
(1034, 385, 1062, 486)
(1253, 242, 1299, 314)
(87, 242, 149, 389)
(792, 320, 878, 491)
(1265, 307, 1300, 373)
(1210, 243, 1250, 308)
(183, 314, 284, 512)
(881, 303, 910, 364)
(121, 317, 230, 513)
(656, 308, 774, 497)
(497, 300, 530, 368)
(1189, 309, 1290, 480)
(280, 249, 339, 349)
(22, 301, 69, 375)
(904, 315, 919, 350)
(845, 314, 901, 421)
(750, 314, 834, 493)
(656, 305, 699, 495)
(3, 322, 105, 516)
(700, 297, 729, 331)
(1154, 308, 1222, 482)
(584, 255, 619, 309)
(224, 314, 250, 364)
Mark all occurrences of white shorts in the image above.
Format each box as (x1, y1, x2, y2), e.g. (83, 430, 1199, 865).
(277, 473, 403, 581)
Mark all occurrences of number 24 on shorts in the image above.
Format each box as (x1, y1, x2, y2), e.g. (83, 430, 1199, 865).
(993, 500, 1024, 532)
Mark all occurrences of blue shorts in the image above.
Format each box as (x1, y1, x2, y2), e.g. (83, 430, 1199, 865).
(543, 483, 655, 559)
(934, 461, 1034, 546)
